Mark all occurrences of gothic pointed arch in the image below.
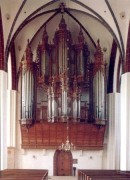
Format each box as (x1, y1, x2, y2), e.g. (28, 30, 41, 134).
(10, 42, 17, 90)
(0, 8, 5, 71)
(125, 22, 130, 73)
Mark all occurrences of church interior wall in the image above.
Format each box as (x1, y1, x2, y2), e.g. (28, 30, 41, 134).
(1, 0, 130, 173)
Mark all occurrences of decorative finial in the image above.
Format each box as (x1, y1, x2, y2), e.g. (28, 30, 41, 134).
(27, 39, 30, 45)
(42, 25, 48, 45)
(78, 27, 84, 43)
(59, 15, 67, 29)
(25, 39, 33, 63)
(103, 47, 107, 52)
(97, 39, 100, 45)
(59, 2, 65, 14)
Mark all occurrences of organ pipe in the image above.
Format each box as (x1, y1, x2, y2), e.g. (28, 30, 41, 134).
(93, 40, 107, 120)
(47, 87, 52, 121)
(77, 93, 81, 119)
(20, 40, 34, 127)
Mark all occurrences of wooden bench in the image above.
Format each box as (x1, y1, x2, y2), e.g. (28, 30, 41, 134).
(89, 176, 130, 180)
(0, 169, 48, 180)
(78, 169, 130, 180)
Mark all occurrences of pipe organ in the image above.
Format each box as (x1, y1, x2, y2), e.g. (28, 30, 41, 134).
(20, 16, 107, 127)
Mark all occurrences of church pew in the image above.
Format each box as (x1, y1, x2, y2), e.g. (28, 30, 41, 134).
(78, 169, 130, 180)
(0, 178, 45, 180)
(88, 174, 130, 180)
(89, 178, 130, 180)
(0, 169, 48, 180)
(80, 170, 130, 180)
(0, 175, 48, 179)
(89, 177, 130, 180)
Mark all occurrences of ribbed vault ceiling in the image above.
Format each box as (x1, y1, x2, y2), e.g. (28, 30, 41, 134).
(1, 0, 130, 70)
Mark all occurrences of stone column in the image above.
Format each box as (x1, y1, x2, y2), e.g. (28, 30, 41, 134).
(7, 90, 16, 147)
(7, 90, 17, 169)
(0, 70, 7, 170)
(106, 93, 120, 169)
(120, 73, 130, 170)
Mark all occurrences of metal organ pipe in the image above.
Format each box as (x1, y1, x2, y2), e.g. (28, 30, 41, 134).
(61, 86, 65, 116)
(59, 42, 62, 74)
(93, 75, 98, 118)
(62, 39, 64, 72)
(93, 40, 106, 120)
(41, 51, 46, 75)
(30, 70, 34, 118)
(27, 71, 29, 118)
(20, 40, 34, 127)
(61, 88, 64, 116)
(28, 71, 30, 118)
(95, 75, 98, 117)
(73, 97, 77, 119)
(97, 76, 99, 118)
(22, 69, 25, 119)
(101, 72, 105, 119)
(51, 91, 55, 122)
(47, 88, 51, 121)
(25, 70, 28, 118)
(80, 51, 82, 75)
(77, 93, 81, 119)
(99, 71, 102, 119)
(95, 70, 105, 119)
(29, 70, 31, 118)
(23, 68, 34, 120)
(64, 90, 67, 116)
(104, 70, 107, 120)
(51, 87, 58, 122)
(101, 71, 104, 119)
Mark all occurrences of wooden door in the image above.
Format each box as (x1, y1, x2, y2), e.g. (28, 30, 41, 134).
(53, 149, 73, 176)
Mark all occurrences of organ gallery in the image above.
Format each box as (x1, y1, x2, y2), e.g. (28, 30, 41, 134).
(19, 15, 106, 150)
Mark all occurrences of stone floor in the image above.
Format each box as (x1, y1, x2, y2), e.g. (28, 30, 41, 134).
(49, 176, 77, 180)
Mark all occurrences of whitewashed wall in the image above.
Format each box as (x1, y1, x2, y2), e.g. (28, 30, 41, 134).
(15, 148, 104, 176)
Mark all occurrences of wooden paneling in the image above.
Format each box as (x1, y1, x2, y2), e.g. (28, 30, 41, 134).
(21, 122, 106, 149)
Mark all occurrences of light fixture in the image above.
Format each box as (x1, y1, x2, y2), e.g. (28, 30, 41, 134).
(59, 119, 75, 151)
(103, 47, 107, 53)
(18, 45, 22, 51)
(120, 11, 126, 19)
(5, 13, 10, 20)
